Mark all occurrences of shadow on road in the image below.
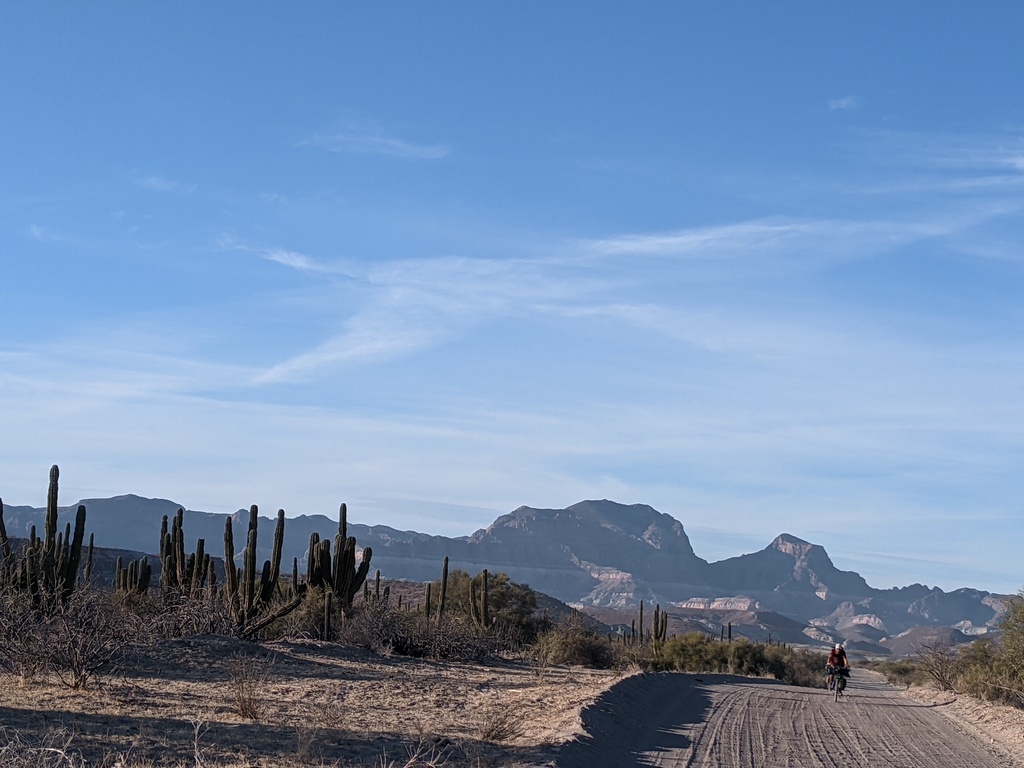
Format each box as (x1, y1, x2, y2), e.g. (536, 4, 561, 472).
(558, 672, 716, 767)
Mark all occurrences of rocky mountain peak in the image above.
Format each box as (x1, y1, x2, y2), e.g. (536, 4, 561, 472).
(770, 533, 815, 558)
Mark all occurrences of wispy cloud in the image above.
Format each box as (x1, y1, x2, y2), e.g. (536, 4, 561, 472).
(578, 214, 971, 279)
(28, 223, 52, 241)
(253, 317, 438, 384)
(864, 129, 1024, 174)
(251, 254, 590, 383)
(584, 218, 817, 258)
(133, 173, 197, 193)
(218, 236, 354, 277)
(829, 95, 859, 111)
(249, 195, 1021, 384)
(263, 248, 333, 273)
(301, 124, 448, 160)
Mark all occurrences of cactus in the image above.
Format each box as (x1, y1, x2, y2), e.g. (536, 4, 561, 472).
(0, 497, 11, 565)
(0, 466, 90, 607)
(115, 556, 153, 594)
(324, 591, 333, 639)
(223, 505, 296, 635)
(83, 533, 94, 583)
(155, 509, 214, 598)
(652, 603, 668, 647)
(469, 569, 490, 630)
(436, 556, 449, 626)
(304, 503, 373, 614)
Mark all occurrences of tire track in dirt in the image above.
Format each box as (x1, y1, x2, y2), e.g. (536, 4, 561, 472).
(559, 670, 1024, 768)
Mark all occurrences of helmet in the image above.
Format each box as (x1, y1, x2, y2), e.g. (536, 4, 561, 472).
(834, 644, 842, 650)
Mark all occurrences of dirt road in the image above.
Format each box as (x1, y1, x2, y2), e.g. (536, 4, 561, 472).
(558, 669, 1024, 767)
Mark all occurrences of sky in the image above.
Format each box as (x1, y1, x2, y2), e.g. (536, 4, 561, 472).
(2, 4, 1023, 595)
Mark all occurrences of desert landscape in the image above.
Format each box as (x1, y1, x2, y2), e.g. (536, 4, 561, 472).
(0, 634, 623, 767)
(3, 471, 1024, 766)
(5, 643, 1024, 767)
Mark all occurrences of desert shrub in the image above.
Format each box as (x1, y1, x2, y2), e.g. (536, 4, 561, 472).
(339, 600, 493, 662)
(424, 616, 493, 661)
(767, 646, 827, 687)
(952, 635, 1024, 706)
(117, 589, 235, 640)
(226, 651, 275, 721)
(655, 633, 825, 685)
(44, 586, 144, 689)
(531, 616, 618, 668)
(341, 597, 416, 653)
(865, 658, 928, 688)
(266, 585, 334, 641)
(0, 586, 144, 689)
(0, 591, 47, 682)
(0, 727, 87, 768)
(657, 632, 730, 673)
(896, 599, 1024, 708)
(996, 597, 1024, 695)
(475, 700, 525, 743)
(427, 570, 546, 645)
(915, 640, 962, 692)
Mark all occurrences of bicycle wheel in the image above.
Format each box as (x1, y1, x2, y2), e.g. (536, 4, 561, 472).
(834, 680, 840, 702)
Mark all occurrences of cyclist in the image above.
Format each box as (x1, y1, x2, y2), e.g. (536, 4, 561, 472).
(826, 643, 850, 691)
(823, 643, 847, 692)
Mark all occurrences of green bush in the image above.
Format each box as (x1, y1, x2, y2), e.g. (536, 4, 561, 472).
(654, 633, 825, 686)
(532, 616, 619, 668)
(905, 596, 1024, 708)
(428, 569, 546, 644)
(867, 658, 928, 688)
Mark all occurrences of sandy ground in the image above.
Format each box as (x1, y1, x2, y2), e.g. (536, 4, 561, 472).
(0, 635, 626, 767)
(5, 641, 1024, 768)
(558, 669, 1024, 767)
(902, 685, 1024, 758)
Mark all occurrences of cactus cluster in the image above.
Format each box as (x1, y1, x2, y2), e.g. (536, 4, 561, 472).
(115, 555, 152, 593)
(3, 466, 382, 643)
(652, 603, 668, 645)
(0, 465, 93, 606)
(161, 509, 216, 596)
(305, 503, 373, 614)
(364, 569, 390, 605)
(224, 505, 304, 638)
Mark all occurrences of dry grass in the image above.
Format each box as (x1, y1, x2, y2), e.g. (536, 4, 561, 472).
(0, 635, 623, 767)
(225, 651, 274, 721)
(474, 700, 524, 743)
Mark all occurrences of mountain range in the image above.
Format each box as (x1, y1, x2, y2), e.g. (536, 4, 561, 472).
(0, 495, 1009, 653)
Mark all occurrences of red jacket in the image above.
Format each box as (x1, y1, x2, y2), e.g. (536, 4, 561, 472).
(828, 648, 848, 668)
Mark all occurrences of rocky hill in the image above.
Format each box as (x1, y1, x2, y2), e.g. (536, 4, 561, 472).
(0, 496, 1009, 653)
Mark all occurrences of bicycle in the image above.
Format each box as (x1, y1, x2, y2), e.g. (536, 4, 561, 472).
(826, 665, 848, 702)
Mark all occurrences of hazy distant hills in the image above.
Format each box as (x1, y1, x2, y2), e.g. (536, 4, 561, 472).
(0, 495, 1009, 653)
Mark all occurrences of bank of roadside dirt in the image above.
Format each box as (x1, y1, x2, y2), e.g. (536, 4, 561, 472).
(903, 685, 1024, 758)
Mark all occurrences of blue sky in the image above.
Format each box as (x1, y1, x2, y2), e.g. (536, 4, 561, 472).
(2, 5, 1023, 594)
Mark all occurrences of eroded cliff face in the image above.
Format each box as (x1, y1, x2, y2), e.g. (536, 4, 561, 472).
(454, 500, 709, 607)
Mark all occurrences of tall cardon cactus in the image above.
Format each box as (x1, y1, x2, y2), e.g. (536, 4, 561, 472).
(305, 503, 373, 614)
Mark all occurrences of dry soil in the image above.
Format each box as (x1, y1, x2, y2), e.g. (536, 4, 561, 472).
(3, 641, 1024, 768)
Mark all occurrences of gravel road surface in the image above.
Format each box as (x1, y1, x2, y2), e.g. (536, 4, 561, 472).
(558, 669, 1023, 767)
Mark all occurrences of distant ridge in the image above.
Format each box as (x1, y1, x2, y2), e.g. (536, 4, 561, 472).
(0, 495, 1009, 652)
